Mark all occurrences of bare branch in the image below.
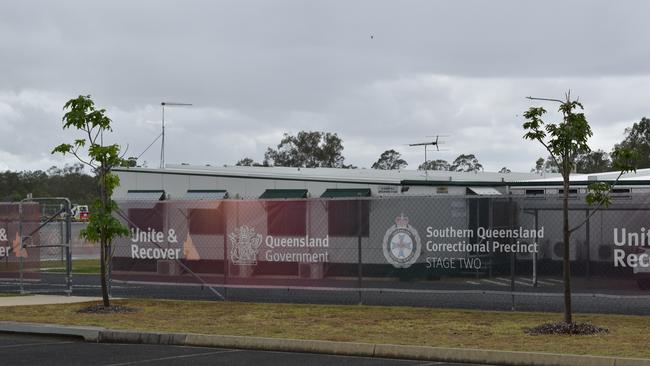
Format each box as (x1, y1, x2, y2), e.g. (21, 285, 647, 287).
(92, 127, 102, 144)
(535, 137, 562, 174)
(119, 144, 130, 159)
(526, 96, 565, 104)
(85, 122, 96, 146)
(71, 151, 96, 170)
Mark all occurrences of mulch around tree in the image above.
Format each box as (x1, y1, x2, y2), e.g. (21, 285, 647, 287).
(76, 304, 139, 314)
(525, 322, 608, 336)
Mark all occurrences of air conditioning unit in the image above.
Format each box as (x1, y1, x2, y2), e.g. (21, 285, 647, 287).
(550, 240, 578, 261)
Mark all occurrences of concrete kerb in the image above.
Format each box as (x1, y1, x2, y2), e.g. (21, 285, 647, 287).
(1, 322, 649, 366)
(0, 321, 102, 342)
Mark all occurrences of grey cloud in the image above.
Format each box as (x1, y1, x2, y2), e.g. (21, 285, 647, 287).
(1, 1, 649, 173)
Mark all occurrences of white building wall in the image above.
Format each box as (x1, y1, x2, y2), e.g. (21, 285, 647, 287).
(114, 169, 512, 199)
(162, 174, 190, 199)
(188, 175, 219, 190)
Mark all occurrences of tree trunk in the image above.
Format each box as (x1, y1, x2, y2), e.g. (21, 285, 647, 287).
(562, 174, 572, 324)
(99, 168, 110, 307)
(100, 237, 109, 307)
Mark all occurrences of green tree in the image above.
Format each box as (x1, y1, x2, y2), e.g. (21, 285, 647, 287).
(418, 159, 450, 171)
(523, 92, 636, 324)
(576, 149, 611, 174)
(52, 95, 130, 308)
(47, 166, 63, 176)
(615, 117, 650, 169)
(235, 157, 254, 166)
(118, 157, 138, 168)
(531, 157, 545, 174)
(499, 167, 511, 173)
(544, 155, 560, 173)
(372, 149, 408, 170)
(0, 167, 97, 204)
(450, 154, 483, 172)
(531, 156, 560, 173)
(235, 157, 266, 167)
(264, 131, 350, 168)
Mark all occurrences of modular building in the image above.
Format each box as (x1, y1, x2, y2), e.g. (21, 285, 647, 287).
(112, 164, 547, 200)
(111, 165, 543, 280)
(110, 165, 650, 290)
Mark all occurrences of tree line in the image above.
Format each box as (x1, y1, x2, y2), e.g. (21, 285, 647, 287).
(531, 117, 650, 174)
(2, 117, 647, 203)
(369, 150, 486, 172)
(236, 131, 487, 172)
(238, 117, 650, 174)
(0, 163, 98, 204)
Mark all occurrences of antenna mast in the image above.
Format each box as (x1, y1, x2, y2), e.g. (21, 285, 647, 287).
(409, 135, 444, 181)
(160, 102, 192, 169)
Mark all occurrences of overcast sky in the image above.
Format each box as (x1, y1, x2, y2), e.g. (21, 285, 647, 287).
(1, 0, 649, 173)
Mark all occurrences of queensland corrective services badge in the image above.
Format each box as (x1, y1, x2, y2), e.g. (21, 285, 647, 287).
(382, 214, 422, 268)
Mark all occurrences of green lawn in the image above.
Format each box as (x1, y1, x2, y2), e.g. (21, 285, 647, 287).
(41, 259, 100, 274)
(0, 299, 649, 359)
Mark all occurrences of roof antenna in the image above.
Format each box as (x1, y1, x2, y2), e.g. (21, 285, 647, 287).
(160, 102, 192, 169)
(408, 134, 449, 181)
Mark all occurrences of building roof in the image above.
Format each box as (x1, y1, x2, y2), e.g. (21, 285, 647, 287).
(115, 164, 550, 186)
(512, 168, 650, 186)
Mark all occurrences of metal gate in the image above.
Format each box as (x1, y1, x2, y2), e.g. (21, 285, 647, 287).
(17, 197, 72, 295)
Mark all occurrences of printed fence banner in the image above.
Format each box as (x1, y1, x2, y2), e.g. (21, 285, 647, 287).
(0, 202, 42, 279)
(112, 195, 650, 293)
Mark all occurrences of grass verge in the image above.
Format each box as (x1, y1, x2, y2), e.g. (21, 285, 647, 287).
(0, 299, 648, 358)
(41, 259, 100, 274)
(0, 293, 27, 297)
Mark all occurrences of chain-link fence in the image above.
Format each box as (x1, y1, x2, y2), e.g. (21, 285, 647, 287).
(4, 195, 648, 312)
(0, 199, 72, 295)
(0, 202, 40, 284)
(108, 194, 650, 314)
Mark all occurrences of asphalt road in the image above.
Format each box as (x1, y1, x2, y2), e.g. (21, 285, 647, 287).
(0, 333, 488, 366)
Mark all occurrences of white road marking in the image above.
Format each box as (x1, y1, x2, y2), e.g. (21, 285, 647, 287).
(481, 279, 509, 287)
(103, 349, 241, 366)
(512, 277, 560, 286)
(492, 277, 533, 287)
(0, 341, 76, 349)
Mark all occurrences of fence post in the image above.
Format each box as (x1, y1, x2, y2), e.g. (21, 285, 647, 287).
(60, 206, 64, 263)
(533, 209, 538, 287)
(585, 209, 591, 279)
(509, 197, 515, 311)
(224, 202, 232, 302)
(18, 201, 24, 294)
(357, 199, 363, 305)
(65, 200, 72, 296)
